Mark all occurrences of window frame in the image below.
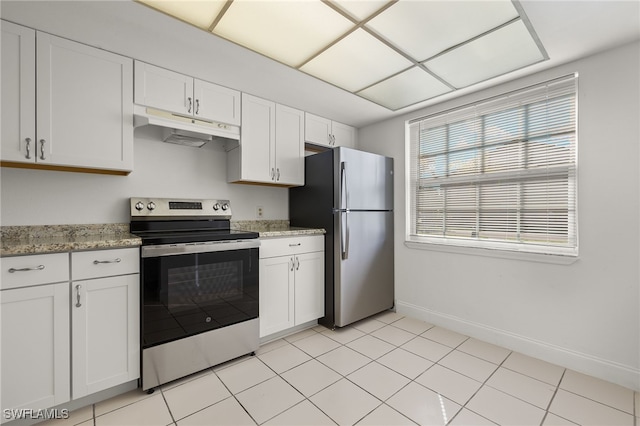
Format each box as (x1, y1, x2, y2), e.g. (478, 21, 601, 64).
(405, 74, 578, 262)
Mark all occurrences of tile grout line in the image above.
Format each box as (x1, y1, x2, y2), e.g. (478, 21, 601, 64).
(539, 368, 566, 425)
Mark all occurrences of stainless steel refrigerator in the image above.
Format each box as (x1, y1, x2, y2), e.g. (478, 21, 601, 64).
(290, 147, 394, 328)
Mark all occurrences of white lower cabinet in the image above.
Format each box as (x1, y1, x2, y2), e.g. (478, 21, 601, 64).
(1, 253, 70, 421)
(0, 247, 140, 421)
(71, 248, 140, 399)
(1, 282, 70, 416)
(259, 235, 324, 338)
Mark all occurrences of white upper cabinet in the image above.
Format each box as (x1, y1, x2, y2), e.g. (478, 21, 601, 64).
(304, 112, 356, 148)
(134, 61, 240, 125)
(134, 62, 193, 116)
(1, 21, 36, 164)
(227, 93, 304, 186)
(37, 33, 134, 172)
(275, 103, 305, 186)
(1, 21, 134, 174)
(194, 79, 241, 126)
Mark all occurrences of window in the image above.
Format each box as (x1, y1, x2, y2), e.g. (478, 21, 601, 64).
(407, 74, 577, 257)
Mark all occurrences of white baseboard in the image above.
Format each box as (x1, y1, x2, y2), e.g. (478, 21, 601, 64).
(396, 301, 640, 392)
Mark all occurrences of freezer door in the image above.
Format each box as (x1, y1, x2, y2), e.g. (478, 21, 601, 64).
(335, 147, 393, 211)
(334, 210, 394, 327)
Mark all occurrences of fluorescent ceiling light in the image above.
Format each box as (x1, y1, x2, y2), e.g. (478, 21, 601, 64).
(425, 20, 546, 88)
(366, 0, 519, 61)
(332, 0, 392, 21)
(358, 67, 452, 110)
(300, 28, 413, 92)
(136, 0, 547, 111)
(140, 0, 226, 30)
(213, 0, 353, 67)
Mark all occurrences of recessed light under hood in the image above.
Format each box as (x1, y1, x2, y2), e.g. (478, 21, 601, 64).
(162, 128, 211, 147)
(133, 106, 240, 147)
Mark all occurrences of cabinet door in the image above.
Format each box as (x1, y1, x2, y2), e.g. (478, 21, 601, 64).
(1, 21, 36, 164)
(275, 104, 304, 186)
(37, 33, 133, 171)
(304, 113, 332, 147)
(332, 121, 356, 148)
(259, 256, 294, 337)
(194, 79, 241, 125)
(1, 283, 70, 412)
(293, 252, 325, 325)
(134, 61, 193, 116)
(240, 93, 275, 183)
(72, 274, 140, 399)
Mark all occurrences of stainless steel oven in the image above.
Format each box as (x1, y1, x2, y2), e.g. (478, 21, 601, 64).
(130, 198, 260, 391)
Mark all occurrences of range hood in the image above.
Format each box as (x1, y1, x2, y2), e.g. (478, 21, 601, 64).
(133, 105, 240, 147)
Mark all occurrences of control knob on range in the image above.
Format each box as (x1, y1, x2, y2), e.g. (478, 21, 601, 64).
(147, 202, 156, 211)
(221, 203, 229, 211)
(135, 201, 145, 211)
(213, 203, 220, 211)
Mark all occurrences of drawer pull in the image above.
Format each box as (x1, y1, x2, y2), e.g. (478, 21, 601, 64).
(288, 243, 301, 247)
(8, 265, 45, 273)
(93, 258, 122, 265)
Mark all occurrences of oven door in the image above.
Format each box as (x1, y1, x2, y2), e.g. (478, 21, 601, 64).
(141, 241, 259, 349)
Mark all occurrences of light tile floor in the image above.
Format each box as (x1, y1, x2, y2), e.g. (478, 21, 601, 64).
(41, 311, 638, 426)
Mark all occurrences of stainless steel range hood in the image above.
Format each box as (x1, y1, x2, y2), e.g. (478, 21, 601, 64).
(133, 105, 240, 147)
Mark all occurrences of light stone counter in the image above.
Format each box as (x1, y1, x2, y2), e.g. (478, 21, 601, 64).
(231, 220, 325, 238)
(1, 224, 141, 256)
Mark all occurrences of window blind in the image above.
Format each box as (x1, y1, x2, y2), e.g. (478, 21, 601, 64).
(408, 74, 577, 256)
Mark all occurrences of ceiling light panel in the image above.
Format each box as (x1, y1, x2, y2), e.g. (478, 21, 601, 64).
(366, 0, 519, 61)
(332, 0, 393, 21)
(424, 20, 545, 88)
(138, 0, 226, 30)
(213, 0, 354, 68)
(300, 28, 413, 92)
(358, 67, 452, 110)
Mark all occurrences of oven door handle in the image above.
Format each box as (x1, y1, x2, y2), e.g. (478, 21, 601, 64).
(141, 239, 261, 258)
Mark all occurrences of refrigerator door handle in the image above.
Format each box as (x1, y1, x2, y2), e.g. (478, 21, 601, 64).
(341, 210, 350, 260)
(340, 161, 349, 210)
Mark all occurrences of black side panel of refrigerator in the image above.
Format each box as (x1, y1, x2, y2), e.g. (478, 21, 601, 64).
(289, 150, 335, 328)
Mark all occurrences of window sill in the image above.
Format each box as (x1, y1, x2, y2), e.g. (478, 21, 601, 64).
(404, 240, 579, 265)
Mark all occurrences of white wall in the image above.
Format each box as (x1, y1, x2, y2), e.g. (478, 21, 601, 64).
(358, 41, 640, 391)
(0, 127, 288, 225)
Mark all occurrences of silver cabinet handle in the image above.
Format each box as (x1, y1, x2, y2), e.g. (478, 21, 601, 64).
(288, 243, 301, 247)
(25, 138, 32, 159)
(195, 99, 200, 115)
(39, 139, 46, 160)
(75, 284, 82, 308)
(276, 168, 280, 181)
(271, 168, 275, 181)
(187, 97, 192, 113)
(295, 257, 300, 270)
(8, 265, 45, 273)
(290, 257, 294, 271)
(93, 258, 121, 265)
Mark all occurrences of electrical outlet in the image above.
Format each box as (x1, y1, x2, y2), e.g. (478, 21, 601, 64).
(256, 206, 264, 219)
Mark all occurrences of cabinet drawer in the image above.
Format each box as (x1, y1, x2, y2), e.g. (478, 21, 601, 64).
(72, 248, 139, 280)
(1, 253, 69, 290)
(259, 235, 324, 258)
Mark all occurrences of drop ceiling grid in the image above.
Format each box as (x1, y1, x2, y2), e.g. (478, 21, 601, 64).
(137, 0, 547, 111)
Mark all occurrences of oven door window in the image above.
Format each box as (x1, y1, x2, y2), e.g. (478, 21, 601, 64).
(142, 248, 258, 348)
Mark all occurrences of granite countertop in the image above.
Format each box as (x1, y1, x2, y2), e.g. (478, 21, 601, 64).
(231, 220, 325, 238)
(1, 224, 141, 257)
(1, 221, 324, 256)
